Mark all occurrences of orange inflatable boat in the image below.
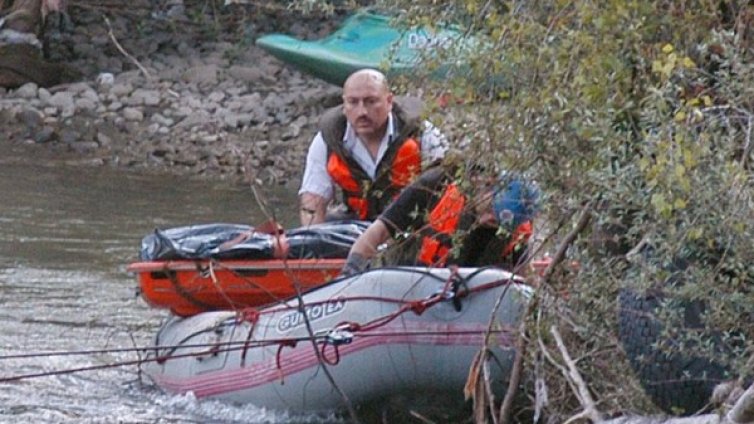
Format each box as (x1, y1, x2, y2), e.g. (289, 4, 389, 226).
(128, 258, 344, 317)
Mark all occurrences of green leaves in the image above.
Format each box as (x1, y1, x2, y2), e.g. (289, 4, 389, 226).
(366, 0, 754, 419)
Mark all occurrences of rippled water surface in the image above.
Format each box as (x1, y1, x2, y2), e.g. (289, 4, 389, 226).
(0, 159, 347, 423)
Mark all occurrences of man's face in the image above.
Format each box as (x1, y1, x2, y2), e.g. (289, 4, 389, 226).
(342, 76, 393, 142)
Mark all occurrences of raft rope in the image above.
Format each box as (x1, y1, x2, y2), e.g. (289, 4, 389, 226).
(231, 265, 506, 327)
(207, 258, 292, 311)
(0, 329, 513, 383)
(0, 271, 519, 383)
(163, 261, 459, 315)
(0, 329, 508, 361)
(210, 267, 511, 369)
(163, 263, 218, 312)
(241, 269, 512, 370)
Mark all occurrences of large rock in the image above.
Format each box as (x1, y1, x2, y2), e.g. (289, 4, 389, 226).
(222, 112, 255, 129)
(38, 88, 52, 103)
(75, 98, 98, 112)
(110, 83, 135, 98)
(14, 82, 38, 99)
(175, 110, 211, 129)
(47, 92, 75, 116)
(182, 65, 219, 86)
(64, 82, 96, 95)
(16, 108, 44, 129)
(128, 89, 162, 106)
(227, 65, 273, 84)
(123, 107, 144, 122)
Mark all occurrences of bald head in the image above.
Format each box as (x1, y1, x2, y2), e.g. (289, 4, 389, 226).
(341, 69, 394, 144)
(343, 69, 390, 95)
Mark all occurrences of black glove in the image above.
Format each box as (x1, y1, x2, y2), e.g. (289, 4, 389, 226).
(340, 252, 370, 277)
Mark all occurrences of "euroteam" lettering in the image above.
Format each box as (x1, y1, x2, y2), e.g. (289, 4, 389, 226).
(276, 299, 346, 333)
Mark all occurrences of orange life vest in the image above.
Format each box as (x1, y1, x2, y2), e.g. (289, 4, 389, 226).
(320, 96, 424, 220)
(325, 138, 421, 220)
(417, 183, 466, 266)
(417, 184, 534, 267)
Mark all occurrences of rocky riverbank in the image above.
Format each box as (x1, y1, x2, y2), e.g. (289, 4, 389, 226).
(0, 2, 352, 186)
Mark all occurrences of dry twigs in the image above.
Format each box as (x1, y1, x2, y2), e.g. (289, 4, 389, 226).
(103, 15, 152, 80)
(550, 325, 603, 424)
(603, 386, 754, 424)
(523, 201, 754, 424)
(726, 384, 754, 424)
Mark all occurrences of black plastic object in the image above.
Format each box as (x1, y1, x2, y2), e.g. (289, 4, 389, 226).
(139, 220, 370, 261)
(286, 220, 370, 259)
(617, 289, 730, 415)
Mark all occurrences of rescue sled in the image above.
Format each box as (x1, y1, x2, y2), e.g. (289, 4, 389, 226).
(128, 258, 345, 317)
(142, 266, 530, 412)
(129, 221, 367, 316)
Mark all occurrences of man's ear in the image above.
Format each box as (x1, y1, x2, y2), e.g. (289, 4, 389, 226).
(386, 93, 394, 110)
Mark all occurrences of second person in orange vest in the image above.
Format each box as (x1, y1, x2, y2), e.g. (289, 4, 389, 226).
(340, 164, 541, 277)
(298, 68, 448, 226)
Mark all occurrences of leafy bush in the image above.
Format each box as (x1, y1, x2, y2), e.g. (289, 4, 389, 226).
(376, 1, 754, 420)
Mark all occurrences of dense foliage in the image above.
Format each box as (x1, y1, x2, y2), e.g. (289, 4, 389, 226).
(375, 1, 754, 421)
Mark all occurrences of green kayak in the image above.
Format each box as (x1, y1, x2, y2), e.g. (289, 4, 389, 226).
(256, 11, 475, 86)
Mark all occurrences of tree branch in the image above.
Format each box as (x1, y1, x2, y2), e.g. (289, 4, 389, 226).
(601, 381, 754, 423)
(551, 325, 604, 423)
(727, 383, 754, 423)
(103, 15, 152, 80)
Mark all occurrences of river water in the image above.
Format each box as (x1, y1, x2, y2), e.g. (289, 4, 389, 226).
(0, 156, 344, 423)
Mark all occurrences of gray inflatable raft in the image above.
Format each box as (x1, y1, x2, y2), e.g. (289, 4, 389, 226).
(143, 267, 531, 412)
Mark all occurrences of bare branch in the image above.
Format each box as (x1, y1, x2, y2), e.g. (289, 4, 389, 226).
(541, 201, 593, 283)
(103, 15, 152, 80)
(727, 383, 754, 423)
(739, 113, 753, 168)
(499, 324, 526, 424)
(551, 325, 604, 423)
(601, 381, 754, 423)
(563, 410, 593, 424)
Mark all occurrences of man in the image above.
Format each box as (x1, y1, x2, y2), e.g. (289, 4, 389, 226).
(340, 164, 540, 276)
(298, 68, 447, 226)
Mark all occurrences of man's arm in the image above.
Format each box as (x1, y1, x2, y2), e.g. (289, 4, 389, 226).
(351, 219, 391, 258)
(341, 219, 391, 276)
(299, 192, 328, 226)
(299, 133, 334, 226)
(340, 167, 445, 276)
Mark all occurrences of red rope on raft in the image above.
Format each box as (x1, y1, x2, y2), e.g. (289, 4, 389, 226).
(276, 339, 298, 370)
(320, 341, 341, 366)
(238, 308, 261, 367)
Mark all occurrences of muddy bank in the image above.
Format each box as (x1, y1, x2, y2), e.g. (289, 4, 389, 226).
(0, 2, 354, 186)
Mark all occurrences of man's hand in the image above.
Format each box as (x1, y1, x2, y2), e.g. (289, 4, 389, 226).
(299, 192, 328, 226)
(340, 219, 390, 277)
(340, 252, 371, 277)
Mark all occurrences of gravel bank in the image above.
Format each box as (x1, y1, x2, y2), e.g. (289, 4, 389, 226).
(0, 2, 352, 186)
